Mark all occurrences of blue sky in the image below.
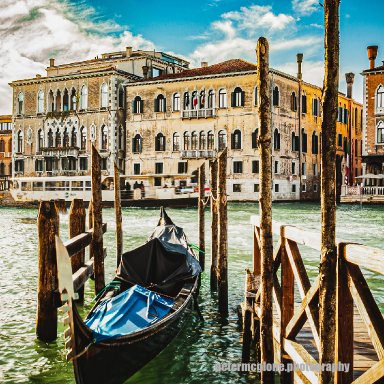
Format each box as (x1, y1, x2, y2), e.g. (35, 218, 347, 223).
(0, 0, 383, 113)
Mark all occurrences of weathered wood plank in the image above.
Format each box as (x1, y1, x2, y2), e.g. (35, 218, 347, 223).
(210, 159, 218, 290)
(198, 163, 206, 271)
(114, 163, 123, 268)
(345, 244, 384, 275)
(352, 359, 384, 384)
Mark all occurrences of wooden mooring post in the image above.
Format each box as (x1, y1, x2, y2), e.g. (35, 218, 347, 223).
(257, 36, 274, 383)
(198, 163, 206, 271)
(217, 148, 228, 316)
(114, 163, 123, 268)
(210, 160, 218, 291)
(91, 145, 105, 294)
(36, 200, 59, 342)
(69, 199, 86, 303)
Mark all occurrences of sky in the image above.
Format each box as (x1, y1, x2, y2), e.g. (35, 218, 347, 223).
(0, 0, 383, 114)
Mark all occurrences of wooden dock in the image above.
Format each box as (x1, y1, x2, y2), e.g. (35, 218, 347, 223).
(241, 216, 384, 383)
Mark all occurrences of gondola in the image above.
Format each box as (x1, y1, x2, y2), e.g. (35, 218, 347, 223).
(56, 208, 201, 384)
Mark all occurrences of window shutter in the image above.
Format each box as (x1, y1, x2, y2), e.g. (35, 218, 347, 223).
(252, 131, 257, 148)
(132, 100, 136, 114)
(231, 133, 235, 149)
(154, 98, 159, 112)
(140, 100, 144, 113)
(163, 98, 167, 112)
(231, 92, 235, 107)
(241, 91, 245, 106)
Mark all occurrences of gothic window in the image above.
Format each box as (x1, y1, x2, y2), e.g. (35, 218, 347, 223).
(37, 90, 44, 113)
(80, 85, 88, 110)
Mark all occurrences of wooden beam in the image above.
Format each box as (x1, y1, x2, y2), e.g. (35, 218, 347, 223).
(210, 160, 218, 290)
(257, 36, 274, 383)
(36, 201, 59, 342)
(198, 163, 206, 271)
(253, 226, 261, 275)
(91, 145, 105, 294)
(345, 244, 384, 275)
(69, 199, 86, 302)
(114, 162, 123, 268)
(217, 148, 228, 316)
(351, 359, 384, 384)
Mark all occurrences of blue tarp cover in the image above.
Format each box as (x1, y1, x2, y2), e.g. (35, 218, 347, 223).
(85, 285, 175, 342)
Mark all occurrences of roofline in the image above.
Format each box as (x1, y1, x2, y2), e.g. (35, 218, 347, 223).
(361, 68, 384, 76)
(10, 69, 141, 87)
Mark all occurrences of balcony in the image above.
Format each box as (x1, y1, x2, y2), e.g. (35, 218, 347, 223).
(41, 146, 79, 158)
(181, 150, 217, 159)
(181, 108, 216, 119)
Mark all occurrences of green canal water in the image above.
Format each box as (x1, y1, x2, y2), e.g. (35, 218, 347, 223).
(0, 202, 383, 384)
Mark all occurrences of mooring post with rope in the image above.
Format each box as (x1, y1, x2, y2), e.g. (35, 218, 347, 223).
(198, 163, 206, 271)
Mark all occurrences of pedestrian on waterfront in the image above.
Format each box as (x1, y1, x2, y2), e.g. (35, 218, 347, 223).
(139, 181, 145, 199)
(134, 181, 139, 189)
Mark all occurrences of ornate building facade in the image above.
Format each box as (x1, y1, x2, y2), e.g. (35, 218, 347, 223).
(0, 115, 12, 190)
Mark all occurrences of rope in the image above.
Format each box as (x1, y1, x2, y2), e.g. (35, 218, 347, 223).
(93, 281, 121, 302)
(70, 340, 95, 361)
(188, 243, 205, 254)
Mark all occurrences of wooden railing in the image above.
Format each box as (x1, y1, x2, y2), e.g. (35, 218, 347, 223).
(242, 216, 384, 383)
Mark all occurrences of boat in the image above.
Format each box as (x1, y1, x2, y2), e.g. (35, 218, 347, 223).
(55, 208, 201, 384)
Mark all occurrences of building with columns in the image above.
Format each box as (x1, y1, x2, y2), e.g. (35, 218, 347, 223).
(0, 115, 12, 190)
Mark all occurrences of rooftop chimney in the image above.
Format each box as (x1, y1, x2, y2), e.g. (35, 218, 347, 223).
(345, 72, 355, 99)
(296, 53, 303, 80)
(142, 65, 149, 79)
(201, 61, 208, 68)
(49, 58, 55, 67)
(126, 46, 133, 57)
(367, 45, 378, 70)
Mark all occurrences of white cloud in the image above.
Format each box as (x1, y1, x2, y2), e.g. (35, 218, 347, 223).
(0, 0, 155, 114)
(292, 0, 320, 16)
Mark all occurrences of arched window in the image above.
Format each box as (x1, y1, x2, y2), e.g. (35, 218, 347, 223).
(218, 89, 227, 108)
(48, 129, 53, 147)
(0, 140, 4, 152)
(231, 129, 242, 149)
(273, 129, 280, 150)
(207, 90, 215, 109)
(154, 94, 166, 112)
(55, 129, 61, 147)
(291, 92, 297, 111)
(254, 87, 258, 106)
(312, 131, 319, 154)
(191, 131, 198, 149)
(118, 85, 125, 109)
(80, 85, 88, 110)
(17, 93, 24, 114)
(218, 130, 226, 150)
(200, 90, 205, 109)
(80, 126, 86, 150)
(191, 91, 198, 110)
(37, 90, 44, 113)
(63, 89, 69, 111)
(56, 90, 62, 111)
(132, 134, 142, 153)
(252, 128, 259, 149)
(70, 88, 77, 111)
(272, 86, 279, 106)
(17, 131, 23, 152)
(173, 133, 180, 151)
(101, 125, 108, 150)
(231, 87, 244, 107)
(37, 129, 43, 151)
(301, 128, 307, 153)
(183, 132, 190, 150)
(376, 85, 384, 111)
(48, 90, 54, 112)
(199, 131, 206, 150)
(377, 121, 384, 143)
(155, 133, 165, 151)
(207, 131, 214, 149)
(133, 96, 143, 113)
(118, 125, 124, 151)
(302, 92, 307, 113)
(63, 128, 69, 148)
(101, 83, 108, 108)
(71, 128, 77, 147)
(173, 93, 180, 111)
(8, 139, 12, 153)
(183, 92, 190, 110)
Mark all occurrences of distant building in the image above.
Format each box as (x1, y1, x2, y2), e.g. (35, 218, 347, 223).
(125, 55, 362, 201)
(9, 48, 188, 182)
(0, 115, 12, 190)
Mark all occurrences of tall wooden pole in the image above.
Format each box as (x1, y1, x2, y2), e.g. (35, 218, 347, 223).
(69, 199, 86, 303)
(217, 148, 228, 316)
(114, 163, 123, 268)
(319, 1, 339, 383)
(91, 145, 105, 294)
(198, 163, 206, 271)
(36, 200, 59, 342)
(210, 160, 218, 291)
(257, 37, 274, 383)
